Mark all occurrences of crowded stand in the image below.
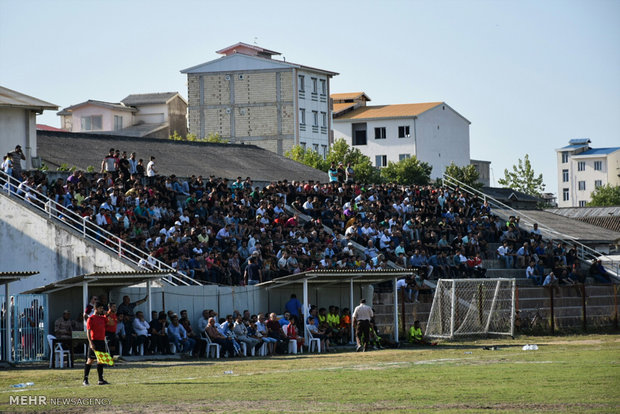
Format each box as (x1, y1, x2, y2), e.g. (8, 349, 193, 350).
(2, 147, 612, 289)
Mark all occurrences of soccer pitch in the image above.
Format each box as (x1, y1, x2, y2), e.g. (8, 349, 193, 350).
(1, 335, 618, 413)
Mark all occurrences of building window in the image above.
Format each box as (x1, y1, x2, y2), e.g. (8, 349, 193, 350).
(594, 161, 602, 171)
(313, 144, 319, 153)
(375, 155, 387, 168)
(81, 115, 102, 131)
(579, 201, 587, 207)
(321, 145, 327, 159)
(398, 126, 410, 138)
(114, 115, 123, 131)
(562, 188, 569, 202)
(299, 108, 306, 125)
(561, 152, 568, 163)
(321, 112, 327, 128)
(562, 169, 569, 182)
(595, 180, 602, 188)
(320, 79, 326, 95)
(374, 127, 386, 139)
(298, 75, 305, 92)
(577, 161, 585, 171)
(578, 181, 586, 191)
(353, 130, 367, 146)
(399, 154, 411, 161)
(312, 111, 318, 126)
(300, 142, 306, 150)
(311, 78, 317, 93)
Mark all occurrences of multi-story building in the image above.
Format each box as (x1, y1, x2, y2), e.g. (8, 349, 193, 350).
(331, 92, 470, 179)
(57, 92, 187, 139)
(181, 42, 338, 156)
(556, 138, 620, 207)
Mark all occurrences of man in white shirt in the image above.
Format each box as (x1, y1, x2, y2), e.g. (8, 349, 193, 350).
(352, 299, 373, 352)
(526, 260, 541, 285)
(146, 156, 157, 184)
(132, 311, 150, 355)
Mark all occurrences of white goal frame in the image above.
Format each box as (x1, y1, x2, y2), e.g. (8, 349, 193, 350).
(424, 278, 516, 339)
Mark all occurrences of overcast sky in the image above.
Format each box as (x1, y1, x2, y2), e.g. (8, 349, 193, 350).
(1, 0, 618, 195)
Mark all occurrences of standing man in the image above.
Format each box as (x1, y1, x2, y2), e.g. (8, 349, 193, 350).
(244, 256, 262, 286)
(327, 162, 338, 186)
(9, 145, 25, 181)
(146, 156, 157, 185)
(117, 294, 148, 322)
(345, 162, 355, 184)
(84, 302, 109, 386)
(352, 298, 373, 352)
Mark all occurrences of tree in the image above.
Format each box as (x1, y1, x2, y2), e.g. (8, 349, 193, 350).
(284, 146, 327, 171)
(588, 184, 620, 207)
(326, 139, 380, 184)
(204, 133, 228, 143)
(169, 131, 228, 143)
(497, 154, 545, 197)
(380, 156, 432, 185)
(444, 162, 482, 189)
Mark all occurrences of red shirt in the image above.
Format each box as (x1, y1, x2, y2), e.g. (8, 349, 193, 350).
(105, 312, 117, 333)
(87, 314, 107, 341)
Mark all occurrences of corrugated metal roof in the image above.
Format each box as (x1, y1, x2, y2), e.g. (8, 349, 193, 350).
(569, 138, 591, 145)
(558, 144, 588, 150)
(334, 102, 444, 120)
(258, 269, 416, 287)
(23, 271, 170, 294)
(121, 92, 180, 106)
(0, 271, 39, 285)
(573, 147, 620, 156)
(0, 86, 58, 110)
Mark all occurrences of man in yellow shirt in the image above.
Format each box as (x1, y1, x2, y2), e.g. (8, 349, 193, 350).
(409, 320, 437, 346)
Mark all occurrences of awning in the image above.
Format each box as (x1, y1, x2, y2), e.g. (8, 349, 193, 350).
(0, 271, 39, 285)
(23, 271, 170, 294)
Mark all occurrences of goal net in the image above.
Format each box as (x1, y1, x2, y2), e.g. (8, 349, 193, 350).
(425, 279, 516, 339)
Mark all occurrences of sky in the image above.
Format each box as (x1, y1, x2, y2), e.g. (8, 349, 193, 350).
(1, 0, 618, 196)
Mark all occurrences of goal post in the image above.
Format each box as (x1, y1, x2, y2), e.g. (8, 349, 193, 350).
(425, 279, 516, 339)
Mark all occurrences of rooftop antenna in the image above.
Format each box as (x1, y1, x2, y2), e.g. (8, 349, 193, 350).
(253, 37, 258, 45)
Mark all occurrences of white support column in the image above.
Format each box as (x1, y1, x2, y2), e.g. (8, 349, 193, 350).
(510, 279, 516, 337)
(82, 281, 88, 331)
(450, 280, 456, 339)
(303, 278, 309, 346)
(349, 279, 355, 344)
(5, 284, 11, 362)
(393, 277, 399, 343)
(146, 280, 152, 318)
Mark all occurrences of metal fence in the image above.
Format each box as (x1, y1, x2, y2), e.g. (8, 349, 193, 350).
(0, 294, 48, 362)
(516, 284, 619, 334)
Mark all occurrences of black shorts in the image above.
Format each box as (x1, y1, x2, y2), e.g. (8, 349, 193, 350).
(87, 340, 106, 360)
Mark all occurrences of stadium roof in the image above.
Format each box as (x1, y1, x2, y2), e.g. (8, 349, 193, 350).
(37, 130, 327, 183)
(23, 271, 170, 294)
(257, 269, 414, 288)
(0, 271, 39, 285)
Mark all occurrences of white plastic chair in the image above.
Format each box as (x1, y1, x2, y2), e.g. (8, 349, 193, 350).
(202, 333, 220, 358)
(239, 341, 247, 356)
(305, 327, 321, 353)
(288, 339, 298, 354)
(47, 335, 71, 368)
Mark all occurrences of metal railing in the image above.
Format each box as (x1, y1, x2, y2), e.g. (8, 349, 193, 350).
(0, 170, 202, 286)
(442, 173, 619, 278)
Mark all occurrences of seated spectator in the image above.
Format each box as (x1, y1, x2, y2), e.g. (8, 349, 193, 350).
(54, 309, 74, 341)
(205, 317, 236, 357)
(306, 316, 331, 352)
(589, 259, 612, 284)
(497, 241, 514, 269)
(526, 260, 542, 285)
(168, 314, 196, 354)
(255, 313, 278, 355)
(115, 313, 131, 356)
(266, 313, 287, 353)
(543, 271, 560, 295)
(132, 311, 150, 355)
(409, 320, 437, 346)
(233, 315, 261, 353)
(285, 315, 305, 349)
(149, 312, 171, 355)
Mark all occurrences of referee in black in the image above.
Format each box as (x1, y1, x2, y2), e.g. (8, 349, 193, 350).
(83, 303, 109, 385)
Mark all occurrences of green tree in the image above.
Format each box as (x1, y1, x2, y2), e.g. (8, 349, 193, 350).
(497, 154, 545, 197)
(444, 162, 482, 189)
(284, 145, 327, 171)
(203, 133, 228, 143)
(326, 138, 380, 184)
(380, 156, 432, 185)
(588, 184, 620, 207)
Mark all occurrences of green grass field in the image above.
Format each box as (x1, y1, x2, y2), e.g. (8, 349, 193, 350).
(1, 334, 619, 413)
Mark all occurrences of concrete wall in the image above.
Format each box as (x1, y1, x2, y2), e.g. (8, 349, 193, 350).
(0, 107, 37, 169)
(0, 194, 135, 295)
(63, 104, 133, 133)
(134, 103, 167, 124)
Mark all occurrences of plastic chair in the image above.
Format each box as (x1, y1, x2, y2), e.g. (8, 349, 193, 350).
(47, 335, 71, 368)
(305, 327, 321, 353)
(201, 333, 220, 358)
(288, 339, 298, 354)
(239, 341, 247, 356)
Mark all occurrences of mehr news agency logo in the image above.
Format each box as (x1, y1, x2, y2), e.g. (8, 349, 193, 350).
(10, 395, 111, 406)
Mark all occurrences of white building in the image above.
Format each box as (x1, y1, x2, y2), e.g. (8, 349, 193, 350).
(57, 92, 188, 139)
(331, 92, 470, 179)
(556, 138, 620, 207)
(181, 42, 338, 156)
(0, 85, 58, 170)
